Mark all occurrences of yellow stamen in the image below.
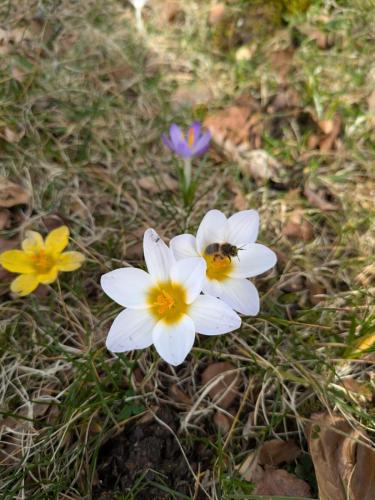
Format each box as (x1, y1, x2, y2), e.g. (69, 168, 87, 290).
(204, 254, 233, 281)
(148, 282, 188, 324)
(30, 249, 54, 273)
(188, 127, 195, 148)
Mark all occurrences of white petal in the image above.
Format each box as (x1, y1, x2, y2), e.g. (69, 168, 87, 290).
(152, 315, 195, 366)
(106, 308, 155, 352)
(226, 210, 259, 246)
(196, 209, 228, 254)
(170, 234, 198, 260)
(215, 278, 260, 315)
(189, 295, 241, 335)
(170, 257, 206, 304)
(202, 277, 223, 298)
(230, 243, 277, 278)
(101, 268, 152, 308)
(143, 228, 175, 282)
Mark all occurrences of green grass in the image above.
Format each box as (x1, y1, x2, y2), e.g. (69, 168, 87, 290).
(0, 0, 374, 498)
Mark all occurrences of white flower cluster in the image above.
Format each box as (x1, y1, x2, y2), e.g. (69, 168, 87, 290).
(101, 209, 277, 366)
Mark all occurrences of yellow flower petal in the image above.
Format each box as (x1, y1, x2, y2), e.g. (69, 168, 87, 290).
(45, 226, 69, 256)
(57, 251, 85, 271)
(0, 250, 34, 273)
(10, 274, 39, 296)
(37, 266, 58, 284)
(22, 231, 44, 254)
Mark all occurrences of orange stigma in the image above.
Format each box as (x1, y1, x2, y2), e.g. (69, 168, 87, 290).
(187, 127, 195, 148)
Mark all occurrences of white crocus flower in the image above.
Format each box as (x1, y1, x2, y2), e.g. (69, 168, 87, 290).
(129, 0, 148, 32)
(101, 228, 241, 366)
(170, 210, 277, 316)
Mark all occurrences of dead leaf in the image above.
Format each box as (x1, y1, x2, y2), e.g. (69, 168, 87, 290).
(0, 176, 30, 208)
(138, 173, 178, 194)
(237, 451, 311, 497)
(204, 103, 262, 151)
(0, 236, 19, 253)
(171, 83, 213, 110)
(201, 362, 240, 409)
(169, 384, 192, 406)
(239, 149, 281, 185)
(283, 210, 314, 242)
(254, 468, 312, 496)
(367, 89, 375, 128)
(341, 378, 373, 403)
(267, 86, 301, 113)
(225, 180, 248, 210)
(319, 114, 341, 152)
(258, 439, 301, 466)
(306, 412, 375, 500)
(0, 209, 11, 230)
(41, 214, 66, 231)
(299, 24, 335, 49)
(2, 127, 25, 144)
(267, 48, 295, 82)
(237, 452, 264, 483)
(213, 412, 231, 434)
(307, 281, 326, 305)
(304, 180, 338, 211)
(151, 0, 184, 24)
(209, 3, 226, 26)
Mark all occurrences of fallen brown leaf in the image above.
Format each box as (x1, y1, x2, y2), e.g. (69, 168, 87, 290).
(169, 384, 192, 406)
(225, 179, 248, 210)
(254, 468, 312, 496)
(2, 127, 25, 144)
(283, 210, 314, 242)
(319, 114, 341, 152)
(258, 439, 301, 466)
(151, 0, 184, 25)
(138, 173, 178, 195)
(267, 86, 301, 114)
(237, 452, 264, 483)
(42, 214, 66, 231)
(341, 378, 373, 403)
(0, 209, 11, 230)
(204, 103, 262, 151)
(299, 24, 335, 49)
(237, 451, 311, 497)
(209, 3, 226, 26)
(0, 176, 30, 208)
(213, 412, 231, 434)
(239, 149, 281, 185)
(306, 412, 375, 500)
(307, 281, 326, 305)
(304, 180, 338, 211)
(367, 89, 375, 128)
(267, 48, 295, 82)
(171, 83, 213, 110)
(201, 362, 240, 409)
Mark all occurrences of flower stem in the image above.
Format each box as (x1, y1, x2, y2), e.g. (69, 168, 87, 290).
(135, 7, 144, 32)
(183, 158, 192, 189)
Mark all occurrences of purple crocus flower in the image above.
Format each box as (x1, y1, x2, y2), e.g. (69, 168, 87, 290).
(162, 122, 211, 159)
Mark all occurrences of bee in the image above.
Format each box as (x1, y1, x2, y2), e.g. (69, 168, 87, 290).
(205, 242, 243, 262)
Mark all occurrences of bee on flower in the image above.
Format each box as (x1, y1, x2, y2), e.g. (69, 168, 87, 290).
(0, 226, 85, 296)
(170, 209, 277, 315)
(101, 228, 240, 366)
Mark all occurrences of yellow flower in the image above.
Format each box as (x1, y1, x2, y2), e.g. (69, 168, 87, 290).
(0, 226, 85, 296)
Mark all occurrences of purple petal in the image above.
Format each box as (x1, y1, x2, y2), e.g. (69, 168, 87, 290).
(190, 122, 201, 145)
(170, 123, 184, 149)
(192, 130, 211, 156)
(175, 141, 194, 158)
(162, 133, 174, 151)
